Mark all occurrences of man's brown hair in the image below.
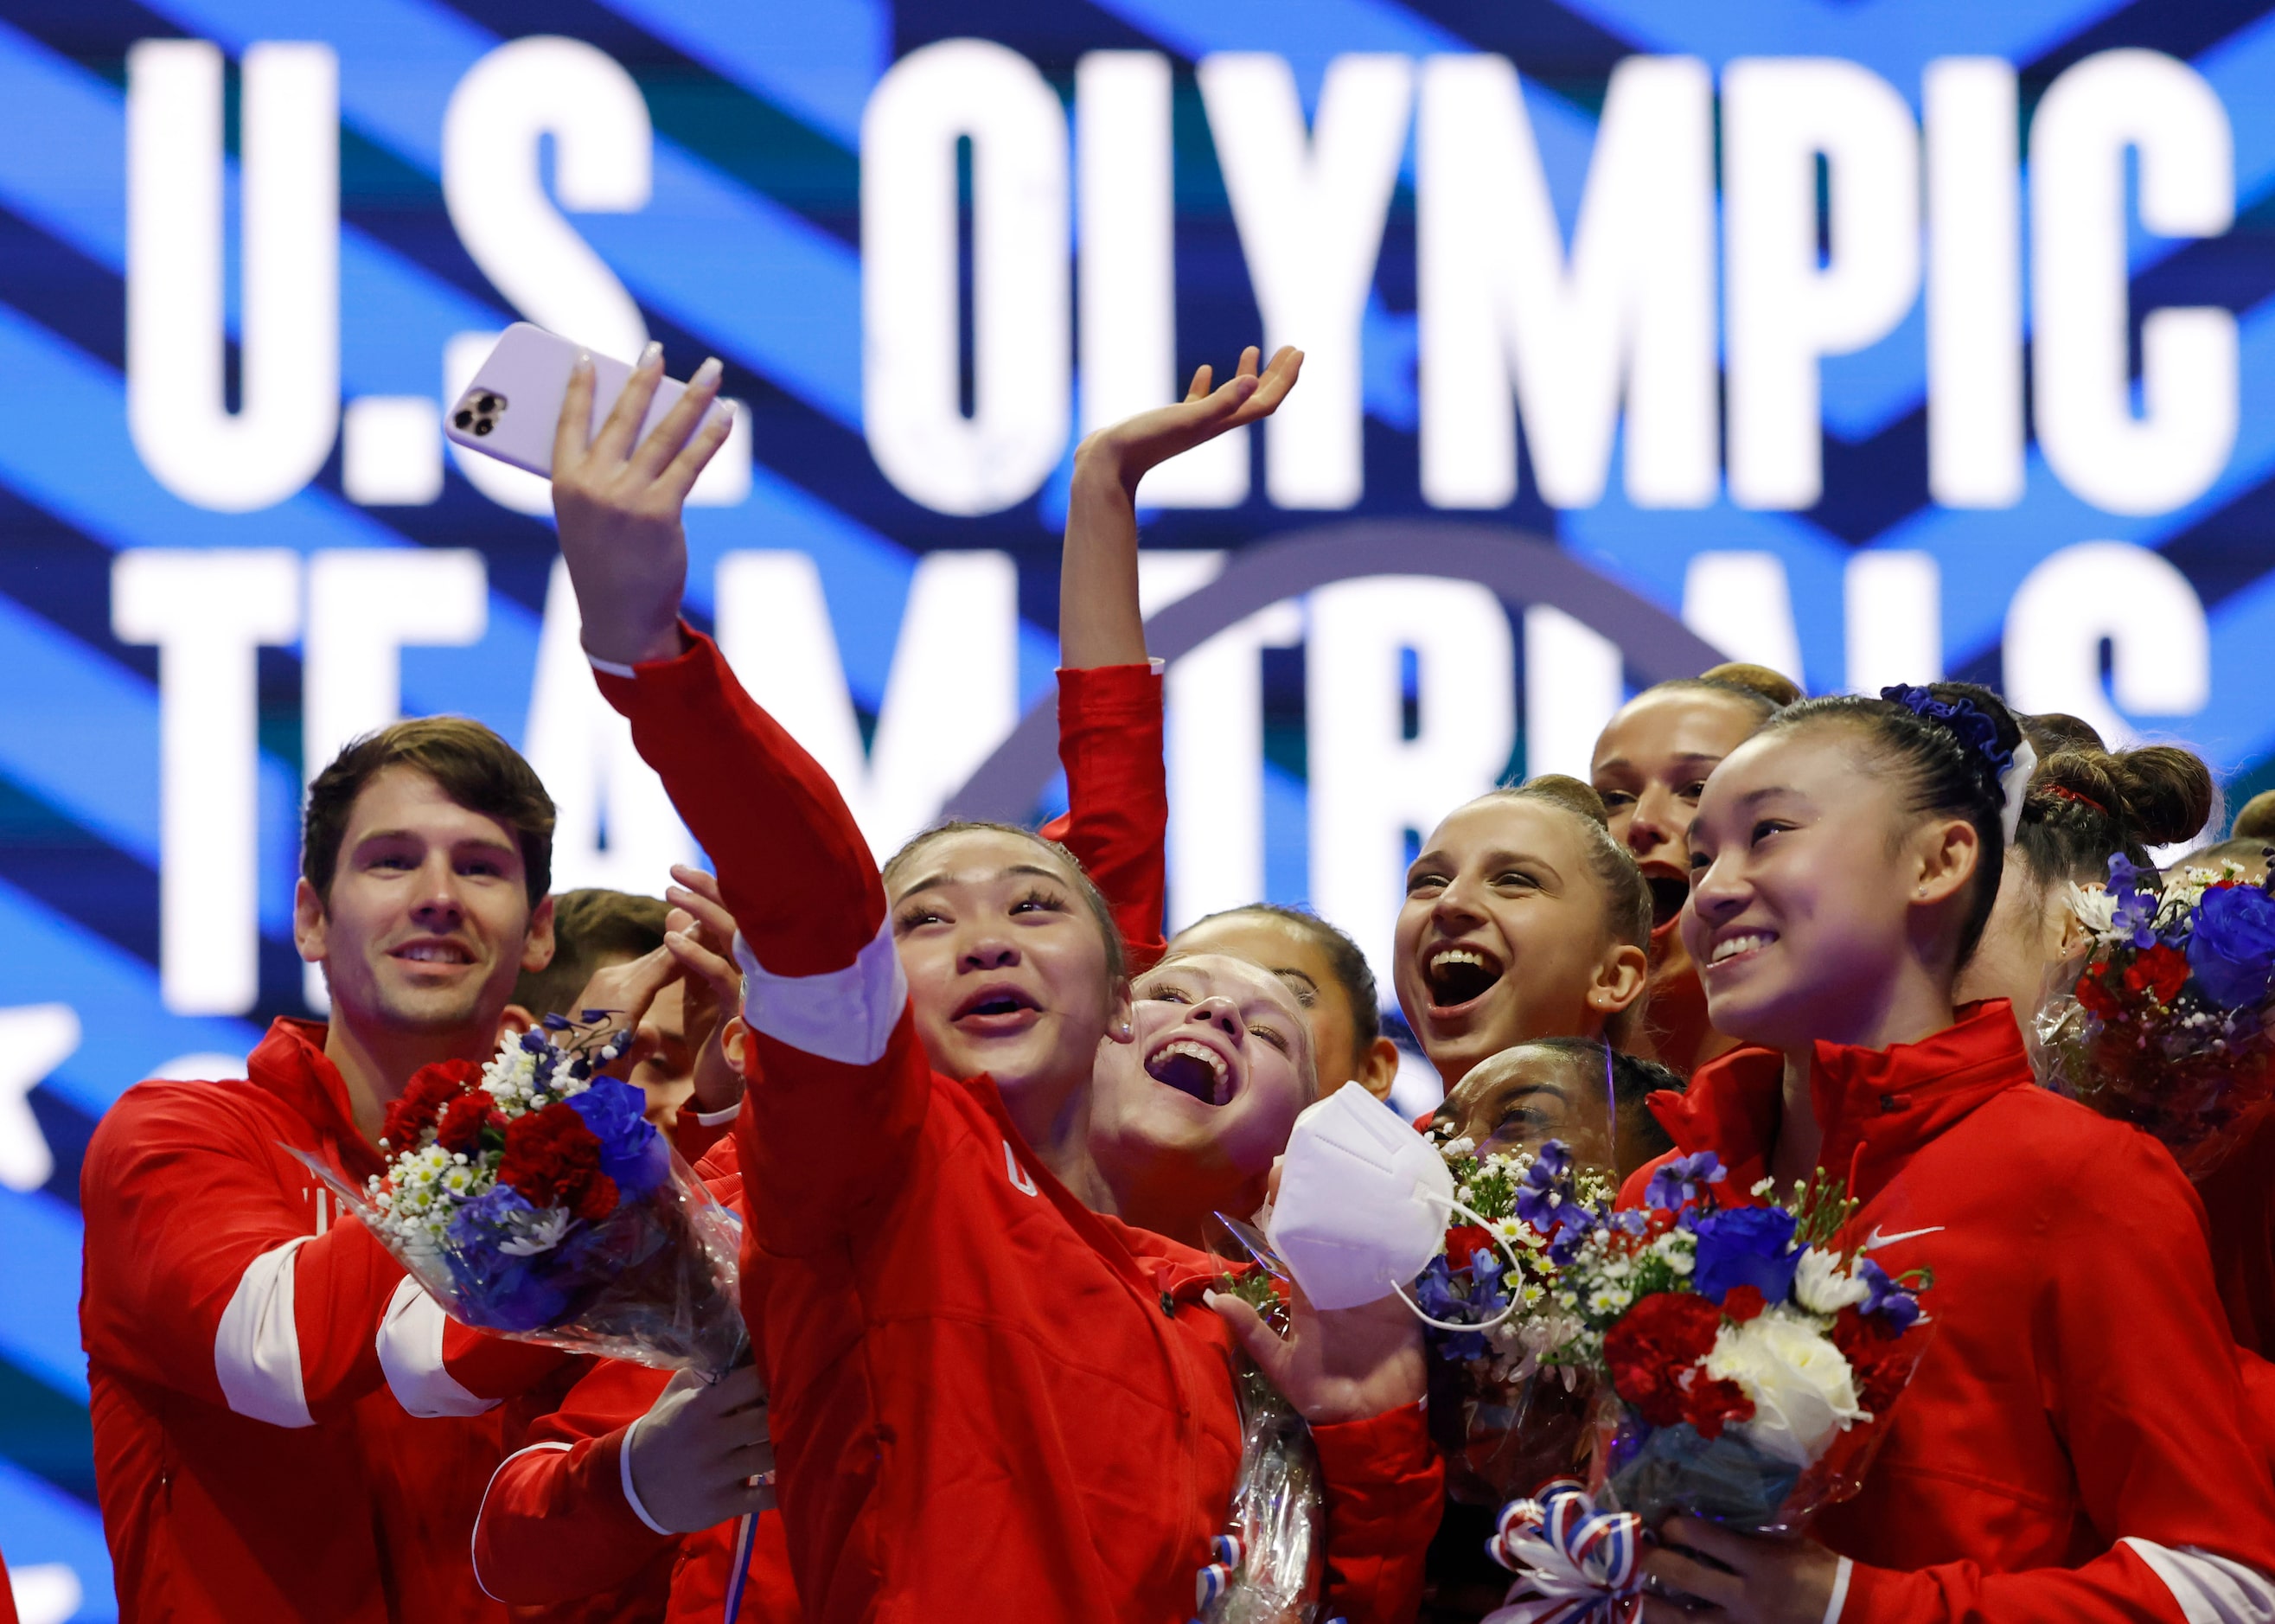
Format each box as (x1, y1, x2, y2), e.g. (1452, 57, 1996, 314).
(303, 717, 557, 910)
(511, 889, 669, 1017)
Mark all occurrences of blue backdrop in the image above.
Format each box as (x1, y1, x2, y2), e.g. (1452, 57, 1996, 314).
(4, 1, 2274, 1615)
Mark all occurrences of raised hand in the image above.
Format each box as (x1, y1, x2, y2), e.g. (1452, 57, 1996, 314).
(563, 941, 685, 1084)
(624, 1365, 776, 1534)
(1060, 343, 1303, 669)
(551, 342, 735, 669)
(663, 863, 749, 1116)
(1078, 343, 1303, 490)
(1206, 1270, 1426, 1427)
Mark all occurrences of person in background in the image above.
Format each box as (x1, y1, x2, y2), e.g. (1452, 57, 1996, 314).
(505, 885, 744, 1140)
(80, 719, 560, 1622)
(1395, 779, 1652, 1093)
(1589, 667, 1793, 1077)
(1085, 947, 1327, 1244)
(2232, 788, 2275, 844)
(1626, 683, 2275, 1622)
(1953, 729, 2214, 1027)
(1429, 1038, 1679, 1176)
(508, 888, 691, 1124)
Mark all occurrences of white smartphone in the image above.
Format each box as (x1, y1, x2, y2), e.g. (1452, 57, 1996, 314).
(443, 323, 732, 480)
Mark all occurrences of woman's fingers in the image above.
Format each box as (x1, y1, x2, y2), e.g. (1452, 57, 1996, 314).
(665, 880, 738, 945)
(659, 399, 737, 505)
(1185, 362, 1214, 402)
(635, 355, 726, 483)
(591, 341, 668, 466)
(552, 353, 597, 482)
(1226, 345, 1304, 428)
(669, 863, 724, 904)
(1205, 1289, 1288, 1377)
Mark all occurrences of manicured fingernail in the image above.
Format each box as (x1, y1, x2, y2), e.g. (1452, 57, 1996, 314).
(638, 340, 663, 369)
(692, 356, 723, 388)
(572, 351, 592, 375)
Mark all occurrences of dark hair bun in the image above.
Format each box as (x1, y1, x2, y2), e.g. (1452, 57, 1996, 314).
(2033, 744, 2214, 848)
(2110, 745, 2215, 847)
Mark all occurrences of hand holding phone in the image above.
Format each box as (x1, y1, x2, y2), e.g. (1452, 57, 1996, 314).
(548, 336, 734, 668)
(443, 323, 734, 479)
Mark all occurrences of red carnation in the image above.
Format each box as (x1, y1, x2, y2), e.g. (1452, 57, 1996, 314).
(1676, 1370, 1755, 1440)
(434, 1091, 506, 1156)
(1604, 1292, 1725, 1428)
(496, 1102, 618, 1222)
(380, 1060, 482, 1151)
(1446, 1224, 1495, 1273)
(1721, 1284, 1767, 1323)
(2074, 961, 2121, 1020)
(2123, 943, 2190, 1007)
(1830, 1306, 1915, 1413)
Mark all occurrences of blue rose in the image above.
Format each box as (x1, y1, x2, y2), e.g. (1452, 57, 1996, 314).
(566, 1077, 670, 1198)
(1690, 1205, 1799, 1305)
(2187, 885, 2275, 1009)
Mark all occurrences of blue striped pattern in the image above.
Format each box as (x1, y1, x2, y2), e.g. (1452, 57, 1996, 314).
(5, 3, 2275, 1617)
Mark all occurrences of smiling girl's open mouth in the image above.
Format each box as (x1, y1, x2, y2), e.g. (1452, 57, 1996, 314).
(1145, 1039, 1231, 1105)
(951, 985, 1041, 1034)
(1423, 945, 1505, 1012)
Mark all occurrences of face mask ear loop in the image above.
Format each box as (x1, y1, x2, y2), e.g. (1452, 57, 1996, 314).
(1603, 1043, 1620, 1167)
(1389, 1196, 1531, 1333)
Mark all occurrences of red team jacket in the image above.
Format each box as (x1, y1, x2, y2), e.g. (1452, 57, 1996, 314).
(1038, 661, 1170, 972)
(501, 628, 1441, 1622)
(80, 1020, 510, 1622)
(1623, 1002, 2275, 1623)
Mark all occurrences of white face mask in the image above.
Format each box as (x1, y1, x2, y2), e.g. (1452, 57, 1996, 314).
(1264, 1082, 1457, 1310)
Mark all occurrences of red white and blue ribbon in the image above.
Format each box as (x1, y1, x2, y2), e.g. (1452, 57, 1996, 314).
(1482, 1480, 1646, 1624)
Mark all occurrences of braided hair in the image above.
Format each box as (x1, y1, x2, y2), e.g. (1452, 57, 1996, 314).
(2012, 741, 2214, 887)
(1757, 681, 2025, 966)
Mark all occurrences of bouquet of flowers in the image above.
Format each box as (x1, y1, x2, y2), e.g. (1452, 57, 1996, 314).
(1194, 1218, 1326, 1624)
(299, 1013, 745, 1376)
(1546, 1151, 1930, 1535)
(1411, 1136, 1610, 1505)
(2035, 854, 2275, 1178)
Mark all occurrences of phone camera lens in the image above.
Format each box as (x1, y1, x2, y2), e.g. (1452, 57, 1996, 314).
(453, 409, 474, 429)
(472, 419, 493, 437)
(476, 394, 499, 412)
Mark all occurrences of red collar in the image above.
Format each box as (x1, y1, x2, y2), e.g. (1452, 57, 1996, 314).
(1645, 1001, 2035, 1205)
(246, 1019, 384, 1178)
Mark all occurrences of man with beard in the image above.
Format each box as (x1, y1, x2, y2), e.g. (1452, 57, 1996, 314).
(80, 719, 566, 1622)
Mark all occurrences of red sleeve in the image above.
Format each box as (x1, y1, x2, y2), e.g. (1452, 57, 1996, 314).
(594, 627, 926, 1256)
(1843, 1135, 2275, 1624)
(1312, 1400, 1443, 1624)
(472, 1357, 677, 1604)
(79, 1084, 404, 1427)
(1038, 662, 1167, 972)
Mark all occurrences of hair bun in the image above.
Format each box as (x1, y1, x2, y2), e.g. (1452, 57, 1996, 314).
(2032, 744, 2214, 847)
(2110, 745, 2214, 847)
